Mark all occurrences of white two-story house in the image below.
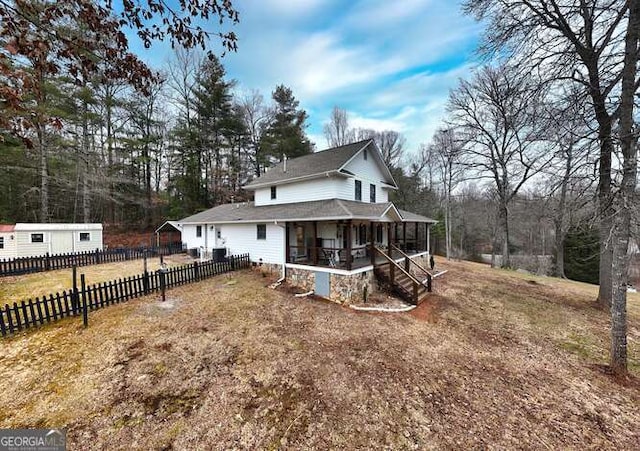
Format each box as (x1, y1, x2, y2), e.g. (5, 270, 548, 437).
(176, 139, 436, 305)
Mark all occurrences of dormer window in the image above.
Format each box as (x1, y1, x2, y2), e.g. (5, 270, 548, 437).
(270, 186, 277, 200)
(370, 184, 376, 203)
(355, 180, 362, 201)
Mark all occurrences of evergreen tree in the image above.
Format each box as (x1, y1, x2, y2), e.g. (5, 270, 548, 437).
(260, 85, 312, 163)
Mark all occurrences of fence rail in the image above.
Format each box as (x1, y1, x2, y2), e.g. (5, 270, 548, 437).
(0, 253, 250, 337)
(0, 243, 185, 277)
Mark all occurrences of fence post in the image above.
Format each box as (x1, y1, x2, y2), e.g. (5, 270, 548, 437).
(194, 261, 200, 282)
(158, 266, 168, 302)
(81, 274, 88, 328)
(45, 252, 51, 271)
(72, 265, 78, 313)
(427, 273, 432, 293)
(95, 248, 100, 265)
(143, 251, 149, 295)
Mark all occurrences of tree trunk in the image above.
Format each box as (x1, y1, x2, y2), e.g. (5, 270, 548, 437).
(609, 0, 639, 376)
(38, 124, 48, 223)
(82, 91, 90, 223)
(554, 146, 572, 278)
(589, 76, 615, 310)
(499, 201, 510, 268)
(554, 218, 565, 278)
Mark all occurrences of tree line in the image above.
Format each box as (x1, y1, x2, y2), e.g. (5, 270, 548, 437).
(420, 0, 638, 377)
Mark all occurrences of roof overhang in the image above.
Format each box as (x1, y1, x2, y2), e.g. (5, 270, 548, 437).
(155, 220, 183, 234)
(243, 170, 349, 190)
(14, 223, 103, 231)
(339, 140, 399, 190)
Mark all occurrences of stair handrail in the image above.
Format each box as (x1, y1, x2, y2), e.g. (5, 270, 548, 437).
(390, 243, 432, 279)
(374, 247, 423, 288)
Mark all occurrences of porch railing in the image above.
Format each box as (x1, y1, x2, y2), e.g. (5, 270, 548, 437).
(390, 244, 432, 291)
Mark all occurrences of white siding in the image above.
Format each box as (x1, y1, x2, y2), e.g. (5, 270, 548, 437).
(15, 231, 50, 257)
(333, 177, 389, 203)
(0, 232, 17, 259)
(254, 178, 343, 206)
(253, 148, 393, 206)
(343, 149, 389, 183)
(218, 223, 284, 264)
(74, 230, 103, 252)
(182, 224, 215, 251)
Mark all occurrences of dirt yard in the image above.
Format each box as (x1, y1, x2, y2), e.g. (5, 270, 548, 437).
(0, 254, 194, 304)
(0, 258, 639, 449)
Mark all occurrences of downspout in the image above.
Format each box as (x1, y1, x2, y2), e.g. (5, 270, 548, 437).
(275, 221, 286, 283)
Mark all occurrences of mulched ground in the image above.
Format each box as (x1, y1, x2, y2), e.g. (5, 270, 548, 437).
(0, 259, 639, 449)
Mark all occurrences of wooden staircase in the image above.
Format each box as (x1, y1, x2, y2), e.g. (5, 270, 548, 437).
(373, 247, 432, 305)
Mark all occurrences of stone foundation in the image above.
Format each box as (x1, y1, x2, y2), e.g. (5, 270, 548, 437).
(253, 262, 283, 278)
(286, 266, 315, 292)
(329, 270, 378, 304)
(285, 253, 430, 305)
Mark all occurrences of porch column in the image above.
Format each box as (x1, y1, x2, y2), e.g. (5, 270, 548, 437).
(427, 224, 431, 255)
(403, 222, 407, 251)
(394, 223, 398, 249)
(387, 223, 395, 283)
(285, 222, 290, 263)
(313, 221, 318, 265)
(370, 222, 375, 266)
(346, 219, 353, 270)
(415, 222, 418, 252)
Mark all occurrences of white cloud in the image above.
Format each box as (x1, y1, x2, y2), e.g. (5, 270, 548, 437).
(221, 0, 481, 156)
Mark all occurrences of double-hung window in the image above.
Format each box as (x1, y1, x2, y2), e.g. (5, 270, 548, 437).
(355, 180, 362, 201)
(257, 224, 267, 240)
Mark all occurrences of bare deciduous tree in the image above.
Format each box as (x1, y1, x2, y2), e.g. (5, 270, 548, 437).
(430, 128, 466, 259)
(323, 106, 355, 148)
(463, 0, 631, 312)
(448, 64, 552, 268)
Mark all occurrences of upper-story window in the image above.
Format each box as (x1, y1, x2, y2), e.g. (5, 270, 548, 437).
(363, 148, 368, 160)
(0, 237, 4, 249)
(355, 180, 362, 201)
(270, 186, 277, 200)
(31, 233, 44, 243)
(196, 225, 202, 237)
(370, 184, 376, 203)
(79, 232, 90, 242)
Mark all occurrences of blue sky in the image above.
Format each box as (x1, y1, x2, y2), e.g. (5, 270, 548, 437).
(136, 0, 482, 156)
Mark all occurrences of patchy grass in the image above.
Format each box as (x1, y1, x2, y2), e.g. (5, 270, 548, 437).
(0, 254, 194, 303)
(0, 259, 639, 449)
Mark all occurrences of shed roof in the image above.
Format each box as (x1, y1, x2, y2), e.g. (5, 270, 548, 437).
(155, 221, 183, 234)
(14, 223, 103, 231)
(0, 224, 15, 232)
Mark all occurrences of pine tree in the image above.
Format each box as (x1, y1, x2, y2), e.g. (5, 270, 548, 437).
(260, 85, 312, 163)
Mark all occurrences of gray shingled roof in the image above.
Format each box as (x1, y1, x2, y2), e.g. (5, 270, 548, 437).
(179, 199, 400, 224)
(398, 209, 437, 224)
(178, 200, 435, 224)
(244, 140, 372, 189)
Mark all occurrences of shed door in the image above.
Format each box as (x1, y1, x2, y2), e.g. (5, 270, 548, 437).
(315, 272, 330, 297)
(51, 232, 73, 254)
